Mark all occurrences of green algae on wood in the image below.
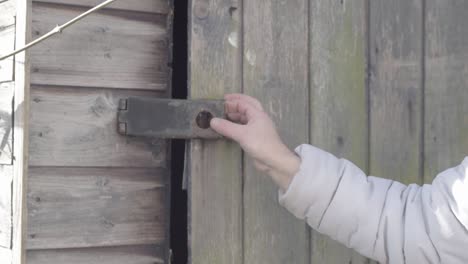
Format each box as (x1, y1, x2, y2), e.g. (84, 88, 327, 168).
(309, 0, 369, 263)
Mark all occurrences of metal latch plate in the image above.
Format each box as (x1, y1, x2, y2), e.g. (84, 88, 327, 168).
(118, 97, 225, 139)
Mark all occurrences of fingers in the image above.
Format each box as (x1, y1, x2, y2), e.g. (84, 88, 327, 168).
(225, 99, 261, 121)
(224, 93, 263, 110)
(227, 113, 248, 124)
(210, 117, 244, 142)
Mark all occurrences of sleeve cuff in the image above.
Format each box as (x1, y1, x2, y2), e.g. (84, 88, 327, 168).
(278, 145, 312, 214)
(277, 144, 346, 228)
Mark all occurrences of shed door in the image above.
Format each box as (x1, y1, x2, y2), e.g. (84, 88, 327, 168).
(25, 1, 173, 263)
(187, 0, 468, 264)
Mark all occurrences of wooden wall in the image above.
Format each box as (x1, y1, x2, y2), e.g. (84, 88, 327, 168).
(26, 0, 173, 263)
(188, 0, 468, 263)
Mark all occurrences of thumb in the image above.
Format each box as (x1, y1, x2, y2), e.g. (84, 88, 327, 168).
(210, 117, 244, 142)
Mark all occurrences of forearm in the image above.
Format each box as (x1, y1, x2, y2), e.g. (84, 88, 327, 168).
(279, 144, 468, 263)
(261, 144, 301, 191)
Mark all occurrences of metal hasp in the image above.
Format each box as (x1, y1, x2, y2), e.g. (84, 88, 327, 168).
(117, 97, 225, 139)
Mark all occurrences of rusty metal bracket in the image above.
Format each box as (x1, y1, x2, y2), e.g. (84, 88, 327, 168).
(117, 97, 225, 139)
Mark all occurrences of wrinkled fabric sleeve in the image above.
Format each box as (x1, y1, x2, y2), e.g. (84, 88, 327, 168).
(279, 144, 468, 264)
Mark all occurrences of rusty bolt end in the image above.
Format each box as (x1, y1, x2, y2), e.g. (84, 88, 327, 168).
(196, 110, 213, 129)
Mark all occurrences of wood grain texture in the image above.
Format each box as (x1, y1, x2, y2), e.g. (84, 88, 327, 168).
(12, 0, 31, 262)
(0, 0, 15, 83)
(243, 1, 309, 263)
(27, 245, 165, 264)
(309, 0, 368, 263)
(369, 0, 423, 185)
(33, 0, 170, 14)
(425, 0, 468, 181)
(29, 86, 167, 167)
(30, 2, 171, 90)
(188, 0, 243, 263)
(0, 166, 12, 249)
(0, 82, 13, 164)
(27, 167, 168, 249)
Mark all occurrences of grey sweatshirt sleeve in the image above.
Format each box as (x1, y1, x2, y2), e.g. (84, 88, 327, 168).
(279, 144, 468, 264)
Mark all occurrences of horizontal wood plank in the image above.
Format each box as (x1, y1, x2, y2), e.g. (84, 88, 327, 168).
(27, 167, 168, 250)
(0, 166, 12, 248)
(33, 0, 170, 14)
(30, 2, 170, 90)
(0, 82, 13, 164)
(27, 245, 165, 264)
(29, 86, 168, 167)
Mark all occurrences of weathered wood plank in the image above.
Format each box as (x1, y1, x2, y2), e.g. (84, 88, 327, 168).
(27, 245, 165, 264)
(27, 167, 168, 250)
(425, 0, 468, 181)
(309, 0, 368, 263)
(12, 0, 31, 262)
(188, 0, 243, 263)
(0, 166, 12, 249)
(243, 1, 309, 263)
(369, 0, 423, 185)
(30, 2, 170, 90)
(29, 86, 167, 167)
(33, 0, 170, 14)
(0, 82, 13, 164)
(0, 0, 15, 83)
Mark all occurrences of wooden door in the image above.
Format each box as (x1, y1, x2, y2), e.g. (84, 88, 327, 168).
(188, 0, 468, 263)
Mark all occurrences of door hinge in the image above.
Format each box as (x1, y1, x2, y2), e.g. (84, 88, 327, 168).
(117, 97, 225, 139)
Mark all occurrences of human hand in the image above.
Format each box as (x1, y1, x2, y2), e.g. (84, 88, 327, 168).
(210, 94, 300, 190)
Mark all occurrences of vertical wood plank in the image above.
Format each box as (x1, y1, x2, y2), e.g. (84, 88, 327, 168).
(425, 0, 468, 181)
(12, 0, 31, 263)
(369, 0, 423, 185)
(188, 0, 243, 263)
(309, 0, 368, 263)
(243, 1, 309, 263)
